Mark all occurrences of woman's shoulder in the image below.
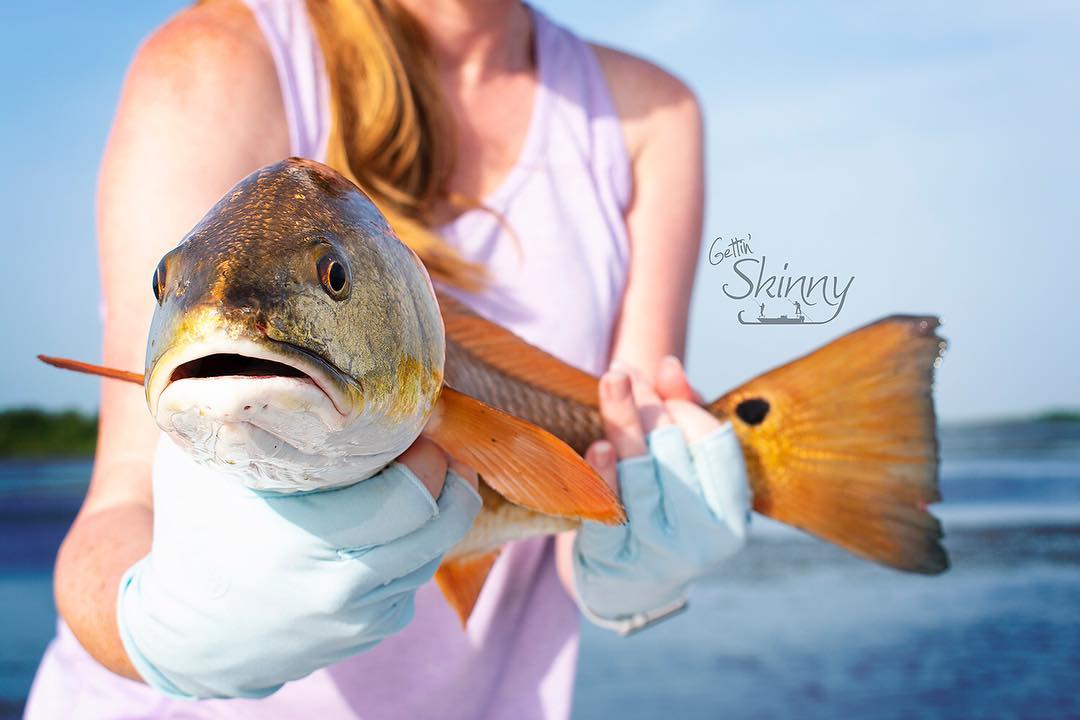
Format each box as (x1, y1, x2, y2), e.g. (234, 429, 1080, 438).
(125, 0, 284, 136)
(138, 0, 271, 72)
(587, 44, 702, 162)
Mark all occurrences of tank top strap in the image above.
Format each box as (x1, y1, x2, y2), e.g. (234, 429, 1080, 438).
(528, 7, 632, 213)
(240, 0, 331, 159)
(240, 1, 631, 214)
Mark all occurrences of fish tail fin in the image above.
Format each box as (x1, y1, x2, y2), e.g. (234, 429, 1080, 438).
(710, 315, 949, 574)
(425, 385, 624, 525)
(435, 550, 501, 627)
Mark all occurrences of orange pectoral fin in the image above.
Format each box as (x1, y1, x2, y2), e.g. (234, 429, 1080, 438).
(38, 355, 145, 385)
(425, 386, 624, 525)
(435, 550, 501, 627)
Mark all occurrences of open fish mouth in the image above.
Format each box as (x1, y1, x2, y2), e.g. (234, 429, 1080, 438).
(169, 353, 311, 382)
(147, 335, 355, 422)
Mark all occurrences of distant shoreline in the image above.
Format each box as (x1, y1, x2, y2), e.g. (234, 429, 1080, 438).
(941, 409, 1080, 429)
(0, 408, 97, 458)
(0, 407, 1077, 459)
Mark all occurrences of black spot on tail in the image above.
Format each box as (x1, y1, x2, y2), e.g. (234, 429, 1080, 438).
(735, 398, 770, 426)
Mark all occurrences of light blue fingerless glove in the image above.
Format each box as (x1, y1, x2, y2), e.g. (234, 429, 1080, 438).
(573, 423, 751, 635)
(117, 435, 481, 699)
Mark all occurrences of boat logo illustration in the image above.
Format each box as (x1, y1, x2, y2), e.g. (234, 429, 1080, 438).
(708, 234, 855, 326)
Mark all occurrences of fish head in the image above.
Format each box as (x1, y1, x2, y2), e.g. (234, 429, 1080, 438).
(144, 158, 445, 492)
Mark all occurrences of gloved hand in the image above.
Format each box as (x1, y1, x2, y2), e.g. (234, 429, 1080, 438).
(117, 434, 481, 699)
(572, 358, 751, 635)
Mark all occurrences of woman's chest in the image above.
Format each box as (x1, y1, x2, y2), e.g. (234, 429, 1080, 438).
(442, 72, 539, 208)
(438, 170, 629, 377)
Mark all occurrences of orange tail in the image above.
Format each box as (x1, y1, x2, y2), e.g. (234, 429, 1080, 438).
(710, 315, 948, 574)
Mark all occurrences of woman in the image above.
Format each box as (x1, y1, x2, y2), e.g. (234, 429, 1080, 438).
(26, 0, 750, 717)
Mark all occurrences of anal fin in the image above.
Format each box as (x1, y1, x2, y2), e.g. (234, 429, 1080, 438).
(435, 550, 501, 627)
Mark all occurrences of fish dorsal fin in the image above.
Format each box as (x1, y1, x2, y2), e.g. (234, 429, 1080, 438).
(435, 550, 501, 627)
(425, 386, 624, 524)
(436, 290, 600, 408)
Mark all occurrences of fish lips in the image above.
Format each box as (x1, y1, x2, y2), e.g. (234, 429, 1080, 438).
(146, 335, 355, 428)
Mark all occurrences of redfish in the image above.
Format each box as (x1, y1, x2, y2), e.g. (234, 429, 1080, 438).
(41, 158, 948, 625)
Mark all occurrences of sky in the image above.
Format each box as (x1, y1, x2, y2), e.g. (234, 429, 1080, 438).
(1, 1, 1077, 422)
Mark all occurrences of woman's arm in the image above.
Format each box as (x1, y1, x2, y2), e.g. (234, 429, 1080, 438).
(55, 0, 289, 677)
(555, 47, 706, 594)
(594, 46, 705, 374)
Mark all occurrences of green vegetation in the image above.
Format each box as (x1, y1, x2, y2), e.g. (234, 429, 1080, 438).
(0, 408, 97, 458)
(942, 407, 1080, 429)
(1034, 409, 1080, 423)
(0, 405, 1076, 459)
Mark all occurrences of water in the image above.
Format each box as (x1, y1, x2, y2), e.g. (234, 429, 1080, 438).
(0, 460, 89, 718)
(1, 423, 1078, 719)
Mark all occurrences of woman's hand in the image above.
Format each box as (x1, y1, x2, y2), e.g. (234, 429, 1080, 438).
(571, 356, 751, 634)
(117, 435, 481, 699)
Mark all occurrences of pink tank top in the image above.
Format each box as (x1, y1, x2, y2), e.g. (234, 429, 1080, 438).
(25, 2, 630, 718)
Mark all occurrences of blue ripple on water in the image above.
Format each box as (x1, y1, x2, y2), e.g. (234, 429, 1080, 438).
(1, 422, 1078, 719)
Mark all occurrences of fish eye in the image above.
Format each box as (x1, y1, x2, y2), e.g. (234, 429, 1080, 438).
(152, 258, 167, 304)
(317, 254, 350, 300)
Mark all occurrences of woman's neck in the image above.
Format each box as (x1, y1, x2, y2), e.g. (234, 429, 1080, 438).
(395, 0, 532, 85)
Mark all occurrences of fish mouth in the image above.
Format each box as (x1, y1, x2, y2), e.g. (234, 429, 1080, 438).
(169, 354, 310, 382)
(147, 335, 354, 420)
